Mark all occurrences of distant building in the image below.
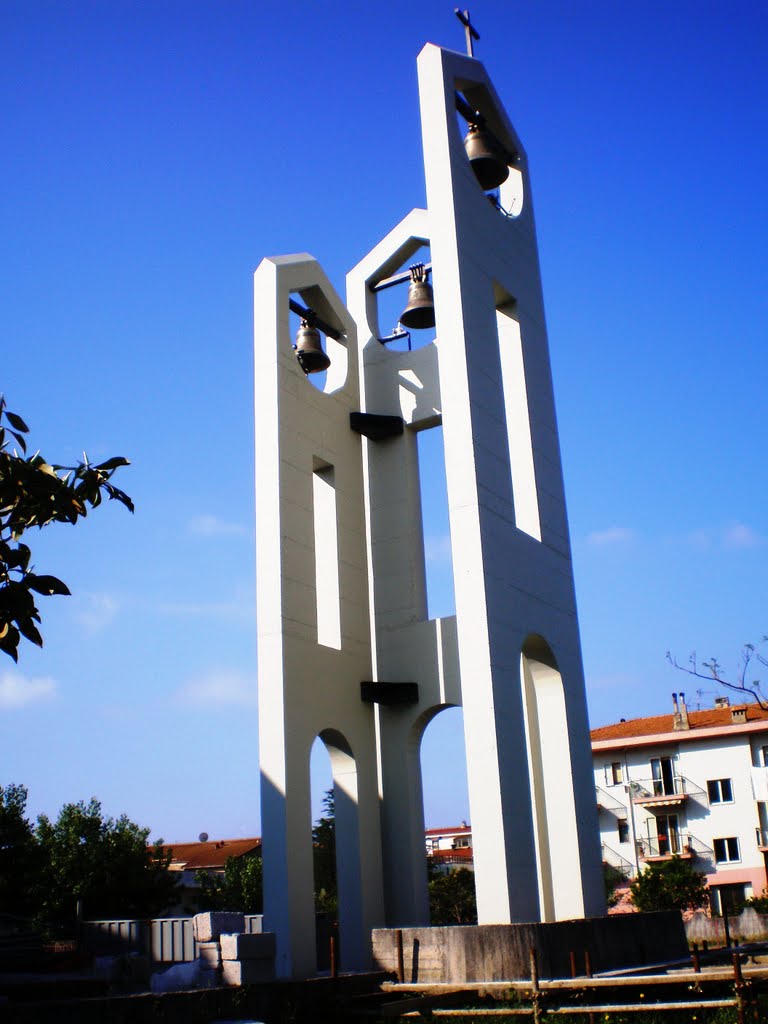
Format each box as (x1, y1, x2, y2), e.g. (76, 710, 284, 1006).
(161, 837, 262, 915)
(592, 694, 768, 915)
(425, 824, 474, 874)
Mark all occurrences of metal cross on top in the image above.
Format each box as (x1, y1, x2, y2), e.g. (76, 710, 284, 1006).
(454, 8, 480, 57)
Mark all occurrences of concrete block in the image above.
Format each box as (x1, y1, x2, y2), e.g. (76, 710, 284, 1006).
(198, 941, 221, 966)
(192, 912, 245, 943)
(221, 958, 276, 985)
(220, 932, 276, 961)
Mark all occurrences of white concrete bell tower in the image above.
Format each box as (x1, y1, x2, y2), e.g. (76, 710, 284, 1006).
(255, 42, 604, 980)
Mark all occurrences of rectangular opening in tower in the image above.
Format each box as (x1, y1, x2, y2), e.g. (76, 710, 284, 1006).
(312, 461, 341, 649)
(496, 301, 542, 542)
(416, 424, 455, 619)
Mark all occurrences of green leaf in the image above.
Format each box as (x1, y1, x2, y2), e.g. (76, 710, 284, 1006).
(94, 456, 131, 472)
(105, 485, 135, 513)
(9, 431, 27, 454)
(16, 617, 43, 647)
(0, 624, 20, 661)
(25, 574, 71, 597)
(5, 411, 29, 433)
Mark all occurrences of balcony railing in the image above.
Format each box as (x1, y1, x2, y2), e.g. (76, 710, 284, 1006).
(630, 775, 708, 807)
(596, 786, 626, 816)
(601, 842, 636, 880)
(636, 832, 712, 861)
(428, 850, 474, 867)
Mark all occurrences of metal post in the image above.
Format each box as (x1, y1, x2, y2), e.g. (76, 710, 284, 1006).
(724, 902, 732, 948)
(732, 951, 745, 1024)
(330, 934, 337, 979)
(529, 947, 541, 1024)
(691, 941, 701, 973)
(569, 950, 577, 978)
(396, 929, 405, 984)
(584, 951, 595, 1024)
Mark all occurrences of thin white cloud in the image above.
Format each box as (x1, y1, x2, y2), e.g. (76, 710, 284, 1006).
(723, 522, 764, 550)
(685, 523, 764, 551)
(586, 527, 636, 547)
(72, 592, 121, 631)
(173, 669, 257, 709)
(187, 515, 251, 538)
(425, 534, 453, 564)
(0, 670, 57, 710)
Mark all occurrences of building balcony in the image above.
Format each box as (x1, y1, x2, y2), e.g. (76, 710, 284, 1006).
(601, 842, 636, 880)
(630, 775, 707, 809)
(596, 786, 626, 816)
(757, 828, 768, 852)
(636, 832, 712, 862)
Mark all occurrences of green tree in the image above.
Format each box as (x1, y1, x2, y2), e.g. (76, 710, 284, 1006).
(428, 867, 477, 925)
(195, 855, 263, 914)
(313, 789, 337, 915)
(629, 856, 708, 913)
(0, 396, 132, 661)
(0, 783, 42, 916)
(35, 798, 177, 927)
(744, 888, 768, 913)
(603, 861, 627, 908)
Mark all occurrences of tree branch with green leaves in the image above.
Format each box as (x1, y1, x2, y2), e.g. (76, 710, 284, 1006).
(0, 396, 133, 661)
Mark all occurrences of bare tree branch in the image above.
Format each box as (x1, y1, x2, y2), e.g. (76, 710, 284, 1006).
(666, 643, 768, 711)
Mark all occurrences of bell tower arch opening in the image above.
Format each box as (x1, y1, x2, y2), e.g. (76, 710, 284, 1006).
(416, 423, 455, 620)
(310, 729, 365, 973)
(370, 243, 436, 353)
(420, 705, 475, 923)
(520, 635, 584, 921)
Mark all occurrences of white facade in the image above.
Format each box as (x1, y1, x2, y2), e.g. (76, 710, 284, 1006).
(255, 42, 604, 979)
(593, 697, 768, 913)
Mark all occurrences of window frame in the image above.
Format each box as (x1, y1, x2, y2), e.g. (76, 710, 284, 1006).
(707, 778, 734, 804)
(604, 761, 623, 786)
(713, 836, 741, 864)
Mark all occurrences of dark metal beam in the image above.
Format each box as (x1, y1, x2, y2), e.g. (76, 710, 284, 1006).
(288, 298, 342, 341)
(361, 682, 419, 705)
(350, 412, 404, 442)
(369, 263, 432, 294)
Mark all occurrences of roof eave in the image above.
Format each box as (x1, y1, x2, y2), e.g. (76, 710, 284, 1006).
(592, 718, 768, 752)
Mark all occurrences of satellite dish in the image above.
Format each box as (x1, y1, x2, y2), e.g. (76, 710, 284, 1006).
(199, 832, 209, 843)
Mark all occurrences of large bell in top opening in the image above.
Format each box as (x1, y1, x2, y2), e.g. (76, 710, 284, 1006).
(399, 265, 436, 331)
(464, 121, 509, 192)
(295, 318, 330, 374)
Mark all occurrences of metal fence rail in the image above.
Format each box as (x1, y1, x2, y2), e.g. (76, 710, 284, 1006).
(373, 953, 765, 1022)
(80, 914, 264, 963)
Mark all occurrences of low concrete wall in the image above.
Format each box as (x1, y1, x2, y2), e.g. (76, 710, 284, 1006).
(372, 913, 687, 981)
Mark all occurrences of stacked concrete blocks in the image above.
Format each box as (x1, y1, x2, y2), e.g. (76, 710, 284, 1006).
(191, 913, 275, 987)
(221, 932, 277, 985)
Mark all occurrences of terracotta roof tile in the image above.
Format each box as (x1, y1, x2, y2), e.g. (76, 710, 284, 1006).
(425, 825, 472, 836)
(591, 703, 768, 741)
(161, 837, 261, 870)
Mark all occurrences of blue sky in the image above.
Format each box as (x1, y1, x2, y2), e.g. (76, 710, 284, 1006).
(1, 1, 766, 843)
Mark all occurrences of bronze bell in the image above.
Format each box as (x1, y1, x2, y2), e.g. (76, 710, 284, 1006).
(295, 317, 330, 374)
(464, 121, 509, 191)
(399, 264, 436, 331)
